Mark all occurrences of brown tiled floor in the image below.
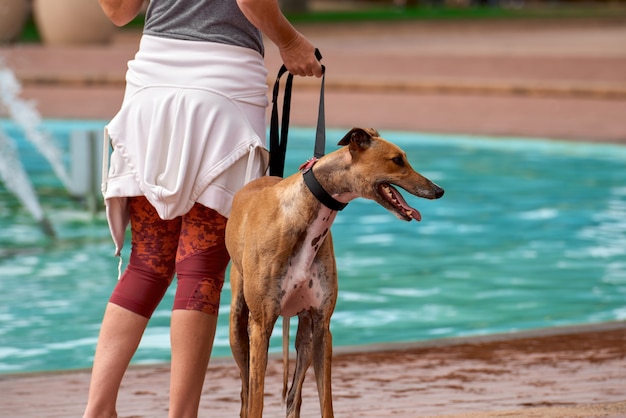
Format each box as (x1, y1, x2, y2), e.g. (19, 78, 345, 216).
(1, 15, 626, 418)
(1, 323, 625, 417)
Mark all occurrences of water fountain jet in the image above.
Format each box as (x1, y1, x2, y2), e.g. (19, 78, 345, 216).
(0, 129, 55, 238)
(0, 62, 74, 238)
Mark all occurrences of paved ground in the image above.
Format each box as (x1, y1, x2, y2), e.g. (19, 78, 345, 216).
(1, 13, 626, 418)
(1, 322, 625, 417)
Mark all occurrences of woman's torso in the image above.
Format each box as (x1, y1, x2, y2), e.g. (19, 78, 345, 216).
(143, 0, 264, 55)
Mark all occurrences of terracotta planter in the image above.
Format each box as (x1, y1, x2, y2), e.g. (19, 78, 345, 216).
(33, 0, 116, 45)
(0, 0, 30, 43)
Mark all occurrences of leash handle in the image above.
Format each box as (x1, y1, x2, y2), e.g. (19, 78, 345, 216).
(269, 49, 325, 178)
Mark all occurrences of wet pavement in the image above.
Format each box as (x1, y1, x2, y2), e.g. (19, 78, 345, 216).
(1, 323, 625, 417)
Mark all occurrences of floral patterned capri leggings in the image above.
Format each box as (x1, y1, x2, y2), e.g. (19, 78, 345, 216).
(109, 196, 230, 319)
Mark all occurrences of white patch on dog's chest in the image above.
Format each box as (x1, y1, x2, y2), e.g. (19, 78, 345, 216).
(280, 209, 336, 318)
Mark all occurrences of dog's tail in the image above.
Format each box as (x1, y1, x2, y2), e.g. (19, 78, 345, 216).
(282, 316, 290, 403)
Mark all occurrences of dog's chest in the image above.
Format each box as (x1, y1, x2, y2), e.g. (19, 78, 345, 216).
(279, 209, 336, 317)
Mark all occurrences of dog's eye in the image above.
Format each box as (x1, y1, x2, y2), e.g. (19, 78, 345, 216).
(391, 156, 404, 166)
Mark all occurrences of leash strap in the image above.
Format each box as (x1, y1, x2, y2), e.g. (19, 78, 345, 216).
(269, 49, 325, 177)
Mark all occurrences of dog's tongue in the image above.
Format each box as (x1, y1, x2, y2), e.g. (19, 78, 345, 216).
(407, 207, 422, 222)
(388, 185, 422, 221)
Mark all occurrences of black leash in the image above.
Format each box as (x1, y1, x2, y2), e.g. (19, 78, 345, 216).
(269, 49, 325, 178)
(269, 50, 347, 212)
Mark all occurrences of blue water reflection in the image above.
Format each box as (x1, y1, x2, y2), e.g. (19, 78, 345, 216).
(0, 121, 625, 373)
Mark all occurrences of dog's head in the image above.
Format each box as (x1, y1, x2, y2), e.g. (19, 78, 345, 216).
(337, 127, 444, 221)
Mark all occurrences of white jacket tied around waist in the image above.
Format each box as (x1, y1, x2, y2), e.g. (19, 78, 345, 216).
(102, 35, 269, 256)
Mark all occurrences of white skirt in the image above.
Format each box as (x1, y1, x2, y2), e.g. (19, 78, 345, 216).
(102, 35, 269, 255)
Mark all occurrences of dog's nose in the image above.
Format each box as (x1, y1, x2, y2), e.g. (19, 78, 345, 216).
(434, 185, 444, 199)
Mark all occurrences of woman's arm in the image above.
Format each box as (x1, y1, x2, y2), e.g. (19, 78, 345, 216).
(236, 0, 323, 78)
(98, 0, 146, 26)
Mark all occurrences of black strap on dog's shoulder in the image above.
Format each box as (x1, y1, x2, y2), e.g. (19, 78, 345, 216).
(269, 49, 325, 178)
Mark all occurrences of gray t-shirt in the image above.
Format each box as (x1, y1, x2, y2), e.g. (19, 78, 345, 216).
(143, 0, 264, 55)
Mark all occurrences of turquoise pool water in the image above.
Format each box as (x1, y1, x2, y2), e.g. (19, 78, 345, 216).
(1, 120, 625, 374)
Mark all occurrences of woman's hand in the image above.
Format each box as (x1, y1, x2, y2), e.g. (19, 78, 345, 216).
(277, 31, 322, 77)
(236, 0, 323, 78)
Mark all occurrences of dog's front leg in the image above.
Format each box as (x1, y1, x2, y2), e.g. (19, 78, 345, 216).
(312, 310, 334, 418)
(247, 315, 276, 418)
(311, 245, 337, 418)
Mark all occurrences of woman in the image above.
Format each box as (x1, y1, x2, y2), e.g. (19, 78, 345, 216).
(83, 1, 322, 417)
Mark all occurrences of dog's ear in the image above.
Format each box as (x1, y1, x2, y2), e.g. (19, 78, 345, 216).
(337, 128, 379, 149)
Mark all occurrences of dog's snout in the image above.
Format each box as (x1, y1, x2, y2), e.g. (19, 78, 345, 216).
(433, 185, 444, 199)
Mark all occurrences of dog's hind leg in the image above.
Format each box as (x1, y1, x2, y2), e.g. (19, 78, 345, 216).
(247, 313, 277, 418)
(229, 267, 250, 418)
(286, 311, 314, 418)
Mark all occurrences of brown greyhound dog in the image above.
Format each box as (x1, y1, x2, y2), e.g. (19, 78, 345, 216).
(225, 127, 444, 418)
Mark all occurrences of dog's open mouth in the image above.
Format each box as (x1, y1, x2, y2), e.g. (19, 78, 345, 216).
(378, 183, 421, 221)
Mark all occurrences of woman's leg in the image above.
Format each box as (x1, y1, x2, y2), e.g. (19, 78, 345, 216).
(169, 310, 219, 418)
(84, 197, 180, 418)
(83, 304, 148, 418)
(168, 204, 230, 418)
